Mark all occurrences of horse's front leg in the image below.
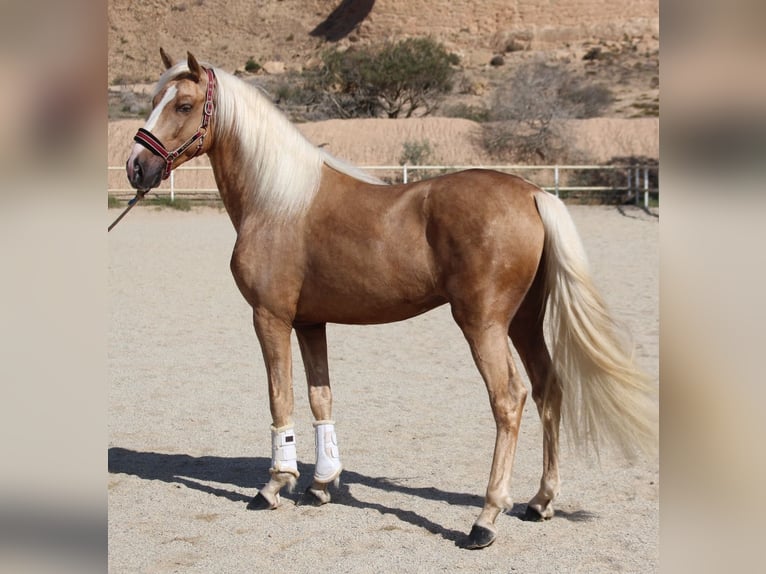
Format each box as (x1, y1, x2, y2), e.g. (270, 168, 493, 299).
(247, 308, 299, 510)
(295, 323, 342, 505)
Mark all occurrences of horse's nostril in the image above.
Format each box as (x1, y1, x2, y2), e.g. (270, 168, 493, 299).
(132, 158, 143, 183)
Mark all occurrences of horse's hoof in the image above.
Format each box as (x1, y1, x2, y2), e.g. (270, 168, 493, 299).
(297, 487, 330, 507)
(246, 492, 275, 510)
(465, 524, 496, 549)
(522, 505, 551, 522)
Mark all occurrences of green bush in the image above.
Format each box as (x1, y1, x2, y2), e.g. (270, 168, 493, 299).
(319, 37, 457, 118)
(245, 58, 261, 73)
(441, 102, 490, 122)
(399, 139, 434, 166)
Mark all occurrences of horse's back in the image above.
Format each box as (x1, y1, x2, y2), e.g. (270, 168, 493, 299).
(423, 168, 541, 214)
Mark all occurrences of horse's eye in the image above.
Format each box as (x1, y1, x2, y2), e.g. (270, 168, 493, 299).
(177, 104, 193, 114)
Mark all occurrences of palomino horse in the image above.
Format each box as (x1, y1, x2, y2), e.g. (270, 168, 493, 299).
(125, 50, 656, 549)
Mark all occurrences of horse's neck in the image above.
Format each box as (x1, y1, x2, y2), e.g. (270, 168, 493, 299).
(208, 92, 325, 228)
(208, 142, 315, 231)
(208, 147, 250, 231)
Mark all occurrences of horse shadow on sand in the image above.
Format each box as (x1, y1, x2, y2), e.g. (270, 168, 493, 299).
(108, 447, 595, 547)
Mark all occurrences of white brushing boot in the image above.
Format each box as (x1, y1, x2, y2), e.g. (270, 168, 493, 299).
(301, 420, 342, 506)
(247, 424, 299, 510)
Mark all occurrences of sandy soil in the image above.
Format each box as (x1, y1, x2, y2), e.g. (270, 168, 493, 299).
(109, 117, 659, 167)
(108, 116, 659, 197)
(108, 204, 658, 573)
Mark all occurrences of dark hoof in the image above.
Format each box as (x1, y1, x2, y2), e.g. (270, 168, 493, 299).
(465, 524, 496, 549)
(297, 487, 329, 507)
(522, 505, 549, 522)
(246, 492, 273, 510)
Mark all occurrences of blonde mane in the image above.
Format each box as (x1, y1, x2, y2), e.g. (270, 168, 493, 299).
(155, 62, 384, 217)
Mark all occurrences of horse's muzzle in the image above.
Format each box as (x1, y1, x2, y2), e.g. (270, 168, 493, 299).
(126, 153, 163, 192)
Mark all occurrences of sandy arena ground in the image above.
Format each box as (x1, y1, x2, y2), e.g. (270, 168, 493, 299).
(108, 203, 658, 573)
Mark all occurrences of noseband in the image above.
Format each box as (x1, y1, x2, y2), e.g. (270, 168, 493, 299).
(133, 68, 216, 180)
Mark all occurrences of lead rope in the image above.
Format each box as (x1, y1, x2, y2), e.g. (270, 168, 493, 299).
(107, 190, 148, 232)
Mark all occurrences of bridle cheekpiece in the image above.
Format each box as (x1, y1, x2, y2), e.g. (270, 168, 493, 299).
(133, 67, 216, 180)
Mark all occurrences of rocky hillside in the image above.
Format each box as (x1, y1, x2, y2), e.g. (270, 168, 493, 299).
(109, 0, 657, 82)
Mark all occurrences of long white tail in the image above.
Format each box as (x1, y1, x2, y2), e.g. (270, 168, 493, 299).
(533, 191, 657, 458)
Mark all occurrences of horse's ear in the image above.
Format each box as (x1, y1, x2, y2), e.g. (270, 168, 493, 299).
(159, 47, 174, 70)
(187, 52, 202, 82)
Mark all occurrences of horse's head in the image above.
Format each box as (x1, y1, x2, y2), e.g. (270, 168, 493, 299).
(126, 49, 216, 192)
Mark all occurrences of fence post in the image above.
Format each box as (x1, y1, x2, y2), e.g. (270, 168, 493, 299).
(633, 167, 638, 205)
(627, 168, 632, 203)
(170, 170, 175, 202)
(643, 166, 649, 208)
(554, 165, 559, 198)
(403, 165, 408, 184)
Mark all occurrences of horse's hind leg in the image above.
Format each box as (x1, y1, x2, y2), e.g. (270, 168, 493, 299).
(510, 275, 562, 521)
(295, 323, 342, 505)
(453, 306, 528, 549)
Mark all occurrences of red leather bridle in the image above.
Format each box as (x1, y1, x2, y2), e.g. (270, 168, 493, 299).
(133, 67, 216, 180)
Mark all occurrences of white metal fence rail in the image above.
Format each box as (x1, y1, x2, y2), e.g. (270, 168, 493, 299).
(108, 164, 659, 207)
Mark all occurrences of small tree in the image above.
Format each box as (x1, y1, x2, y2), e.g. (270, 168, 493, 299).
(320, 37, 456, 118)
(483, 59, 612, 162)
